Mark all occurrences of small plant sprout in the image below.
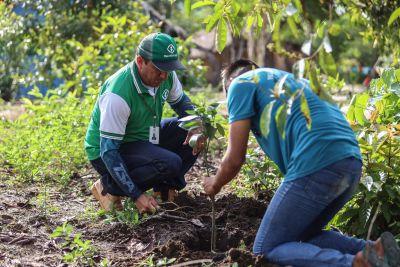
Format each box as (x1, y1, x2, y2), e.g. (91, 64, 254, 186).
(49, 222, 104, 266)
(178, 101, 225, 176)
(178, 101, 225, 253)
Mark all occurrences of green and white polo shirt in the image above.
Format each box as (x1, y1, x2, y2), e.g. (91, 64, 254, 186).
(84, 61, 184, 160)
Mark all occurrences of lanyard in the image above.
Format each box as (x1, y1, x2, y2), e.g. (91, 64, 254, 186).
(138, 89, 158, 127)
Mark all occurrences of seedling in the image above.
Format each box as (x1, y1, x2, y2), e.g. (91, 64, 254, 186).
(178, 101, 225, 252)
(103, 198, 145, 225)
(178, 101, 225, 175)
(49, 222, 106, 266)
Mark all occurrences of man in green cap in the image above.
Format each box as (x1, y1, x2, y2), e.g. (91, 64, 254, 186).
(85, 32, 204, 213)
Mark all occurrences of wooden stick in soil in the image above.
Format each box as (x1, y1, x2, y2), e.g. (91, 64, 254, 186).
(211, 196, 216, 252)
(364, 202, 381, 258)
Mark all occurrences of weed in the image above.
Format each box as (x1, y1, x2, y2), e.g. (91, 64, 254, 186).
(0, 87, 91, 187)
(31, 191, 59, 214)
(138, 254, 176, 267)
(50, 222, 107, 266)
(103, 198, 145, 225)
(238, 239, 246, 250)
(233, 137, 282, 198)
(157, 257, 176, 266)
(139, 254, 156, 266)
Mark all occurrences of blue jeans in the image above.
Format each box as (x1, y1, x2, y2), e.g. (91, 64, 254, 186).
(90, 117, 198, 196)
(253, 157, 370, 267)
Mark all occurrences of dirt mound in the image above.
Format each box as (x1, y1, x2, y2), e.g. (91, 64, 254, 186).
(0, 167, 280, 267)
(110, 192, 279, 266)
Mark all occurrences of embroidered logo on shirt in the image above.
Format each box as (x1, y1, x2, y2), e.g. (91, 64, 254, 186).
(162, 89, 169, 101)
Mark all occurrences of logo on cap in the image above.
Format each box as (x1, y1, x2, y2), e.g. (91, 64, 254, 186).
(167, 44, 175, 54)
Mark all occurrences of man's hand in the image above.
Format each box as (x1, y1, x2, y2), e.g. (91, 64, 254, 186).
(135, 194, 159, 214)
(183, 129, 207, 155)
(203, 176, 222, 197)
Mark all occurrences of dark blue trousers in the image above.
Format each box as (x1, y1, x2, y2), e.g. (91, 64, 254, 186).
(90, 117, 198, 197)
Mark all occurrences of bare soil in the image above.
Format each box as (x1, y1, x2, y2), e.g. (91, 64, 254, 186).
(0, 161, 280, 267)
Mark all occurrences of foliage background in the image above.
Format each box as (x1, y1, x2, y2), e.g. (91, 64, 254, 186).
(0, 0, 399, 241)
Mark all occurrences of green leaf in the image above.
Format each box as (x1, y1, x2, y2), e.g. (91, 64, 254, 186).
(204, 124, 217, 139)
(309, 68, 321, 95)
(216, 123, 225, 136)
(300, 93, 312, 129)
(349, 93, 369, 126)
(318, 49, 337, 77)
(388, 7, 400, 26)
(328, 23, 342, 36)
(309, 68, 335, 104)
(382, 69, 395, 87)
(260, 102, 275, 138)
(246, 15, 255, 30)
(257, 12, 263, 28)
(192, 0, 215, 9)
(206, 9, 223, 32)
(287, 16, 299, 38)
(216, 17, 228, 53)
(346, 96, 357, 124)
(272, 13, 282, 50)
(275, 103, 287, 139)
(184, 0, 191, 16)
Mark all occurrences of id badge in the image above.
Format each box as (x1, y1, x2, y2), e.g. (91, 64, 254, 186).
(149, 126, 159, 144)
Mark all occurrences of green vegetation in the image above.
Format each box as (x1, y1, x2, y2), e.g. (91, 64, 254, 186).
(139, 255, 177, 267)
(233, 137, 282, 198)
(0, 0, 399, 252)
(50, 222, 109, 266)
(103, 198, 144, 225)
(337, 69, 400, 239)
(0, 87, 90, 186)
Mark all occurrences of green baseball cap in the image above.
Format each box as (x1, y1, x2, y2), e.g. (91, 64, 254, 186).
(137, 32, 185, 71)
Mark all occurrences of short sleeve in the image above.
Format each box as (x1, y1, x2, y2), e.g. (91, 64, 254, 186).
(99, 92, 131, 140)
(166, 71, 183, 104)
(227, 78, 257, 123)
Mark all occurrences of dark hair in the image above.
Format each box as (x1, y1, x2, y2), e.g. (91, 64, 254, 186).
(221, 59, 260, 93)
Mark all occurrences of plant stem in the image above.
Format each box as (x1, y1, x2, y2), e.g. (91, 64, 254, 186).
(364, 202, 381, 258)
(204, 139, 210, 177)
(210, 196, 216, 252)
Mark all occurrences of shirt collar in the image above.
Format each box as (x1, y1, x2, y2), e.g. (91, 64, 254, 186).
(130, 61, 149, 95)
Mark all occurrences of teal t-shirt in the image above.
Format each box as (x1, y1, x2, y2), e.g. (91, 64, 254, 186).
(227, 68, 361, 181)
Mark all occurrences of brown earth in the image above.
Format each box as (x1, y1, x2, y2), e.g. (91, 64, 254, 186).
(0, 161, 280, 267)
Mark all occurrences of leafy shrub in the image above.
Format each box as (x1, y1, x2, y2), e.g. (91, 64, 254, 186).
(0, 1, 208, 186)
(2, 1, 207, 102)
(50, 222, 108, 266)
(232, 136, 282, 198)
(103, 198, 143, 225)
(0, 87, 92, 185)
(0, 2, 30, 101)
(335, 68, 400, 239)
